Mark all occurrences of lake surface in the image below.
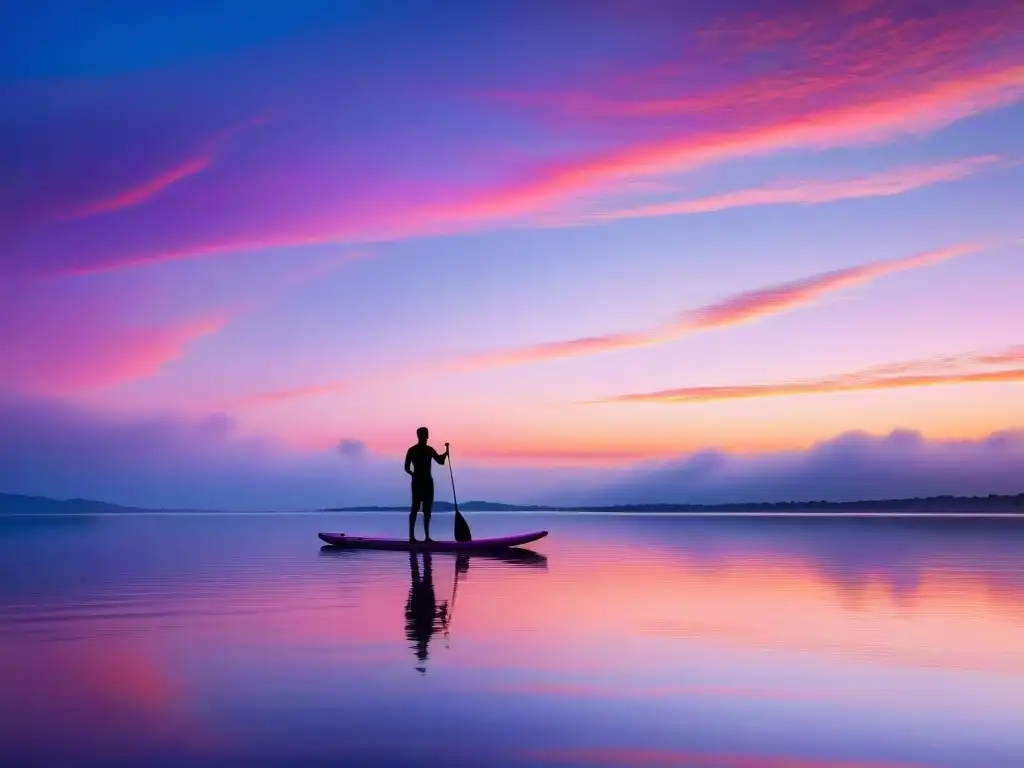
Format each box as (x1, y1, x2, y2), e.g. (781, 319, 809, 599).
(2, 511, 1023, 767)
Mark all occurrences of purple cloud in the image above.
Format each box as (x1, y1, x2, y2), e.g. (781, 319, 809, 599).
(585, 429, 1024, 506)
(0, 396, 581, 510)
(336, 438, 368, 460)
(1, 394, 1021, 511)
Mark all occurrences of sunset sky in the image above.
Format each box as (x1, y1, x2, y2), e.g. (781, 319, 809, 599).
(2, 0, 1022, 509)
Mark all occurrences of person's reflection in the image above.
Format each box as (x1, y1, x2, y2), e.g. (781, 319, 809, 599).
(402, 550, 544, 673)
(404, 551, 447, 673)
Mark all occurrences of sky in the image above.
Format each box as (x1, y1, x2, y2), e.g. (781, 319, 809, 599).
(1, 0, 1023, 509)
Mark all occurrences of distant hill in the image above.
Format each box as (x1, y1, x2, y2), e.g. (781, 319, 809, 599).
(322, 500, 550, 512)
(0, 493, 144, 515)
(3, 491, 1022, 516)
(325, 494, 1024, 513)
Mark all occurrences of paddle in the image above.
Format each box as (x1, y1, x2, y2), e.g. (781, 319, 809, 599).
(445, 442, 472, 542)
(441, 554, 469, 645)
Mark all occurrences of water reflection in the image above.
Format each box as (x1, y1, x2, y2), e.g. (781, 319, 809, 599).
(318, 545, 548, 673)
(2, 513, 1022, 767)
(405, 551, 445, 671)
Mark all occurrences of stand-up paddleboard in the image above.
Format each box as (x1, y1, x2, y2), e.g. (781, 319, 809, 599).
(317, 530, 547, 552)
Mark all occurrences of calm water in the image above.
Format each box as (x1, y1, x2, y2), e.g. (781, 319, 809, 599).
(2, 511, 1023, 767)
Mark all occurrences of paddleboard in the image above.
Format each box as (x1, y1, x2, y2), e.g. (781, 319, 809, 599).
(317, 530, 548, 552)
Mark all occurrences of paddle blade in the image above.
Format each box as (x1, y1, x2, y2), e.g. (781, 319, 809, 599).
(454, 508, 472, 542)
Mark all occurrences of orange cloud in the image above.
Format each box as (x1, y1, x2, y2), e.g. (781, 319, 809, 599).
(976, 345, 1024, 365)
(451, 244, 977, 370)
(583, 157, 1004, 223)
(594, 347, 1024, 405)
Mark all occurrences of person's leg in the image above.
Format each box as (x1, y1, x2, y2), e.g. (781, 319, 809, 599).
(409, 484, 420, 541)
(423, 482, 434, 541)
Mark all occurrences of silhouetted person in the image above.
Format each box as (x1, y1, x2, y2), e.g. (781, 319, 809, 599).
(404, 551, 446, 673)
(404, 426, 449, 542)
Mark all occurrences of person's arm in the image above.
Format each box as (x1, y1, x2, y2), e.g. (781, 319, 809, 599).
(404, 448, 414, 476)
(433, 443, 449, 465)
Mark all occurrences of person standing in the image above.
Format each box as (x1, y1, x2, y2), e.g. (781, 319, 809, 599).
(404, 427, 449, 541)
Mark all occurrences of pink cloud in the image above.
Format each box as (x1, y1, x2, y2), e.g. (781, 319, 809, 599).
(0, 311, 229, 394)
(451, 3, 1023, 228)
(472, 72, 1016, 222)
(454, 66, 1021, 227)
(512, 3, 1022, 122)
(0, 247, 362, 396)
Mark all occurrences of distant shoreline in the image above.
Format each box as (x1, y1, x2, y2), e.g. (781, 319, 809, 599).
(2, 491, 1022, 516)
(324, 494, 1024, 514)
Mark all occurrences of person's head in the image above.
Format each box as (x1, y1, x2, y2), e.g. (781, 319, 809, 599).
(416, 426, 429, 443)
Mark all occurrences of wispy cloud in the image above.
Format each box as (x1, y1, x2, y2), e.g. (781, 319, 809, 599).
(456, 2, 1024, 228)
(684, 244, 974, 331)
(58, 116, 270, 222)
(4, 3, 1020, 276)
(0, 248, 359, 396)
(450, 68, 1023, 229)
(581, 156, 1004, 223)
(452, 244, 978, 370)
(60, 154, 216, 221)
(228, 244, 981, 406)
(0, 311, 230, 394)
(514, 4, 1023, 122)
(592, 346, 1024, 405)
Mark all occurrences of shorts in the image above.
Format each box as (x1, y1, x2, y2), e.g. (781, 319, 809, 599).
(411, 478, 434, 511)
